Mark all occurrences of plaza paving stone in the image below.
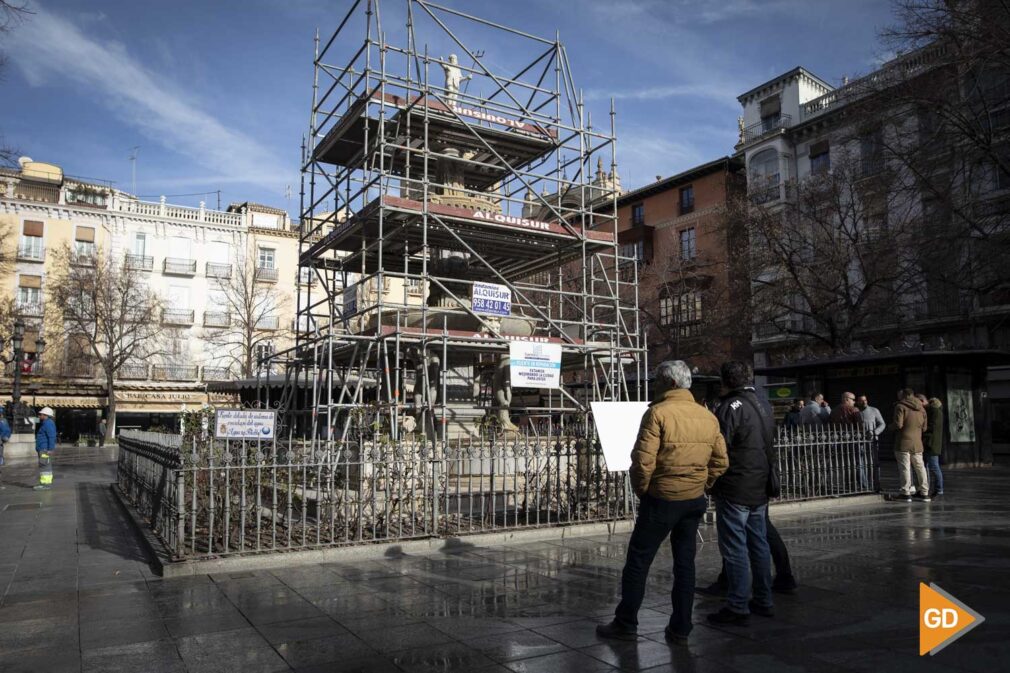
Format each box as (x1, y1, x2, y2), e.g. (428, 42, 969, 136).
(0, 453, 1008, 672)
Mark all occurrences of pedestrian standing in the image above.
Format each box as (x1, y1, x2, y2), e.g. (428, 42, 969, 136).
(799, 393, 830, 425)
(923, 398, 944, 496)
(98, 418, 107, 447)
(856, 395, 886, 438)
(707, 361, 776, 626)
(0, 412, 11, 488)
(597, 360, 728, 646)
(828, 392, 862, 424)
(893, 390, 929, 502)
(784, 399, 804, 428)
(34, 407, 57, 491)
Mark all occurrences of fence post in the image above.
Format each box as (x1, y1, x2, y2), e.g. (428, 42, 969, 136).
(175, 468, 186, 559)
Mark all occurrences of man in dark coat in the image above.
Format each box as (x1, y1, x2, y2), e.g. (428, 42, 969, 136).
(707, 361, 775, 625)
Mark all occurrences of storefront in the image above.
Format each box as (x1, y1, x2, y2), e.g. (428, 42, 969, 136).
(757, 349, 1010, 467)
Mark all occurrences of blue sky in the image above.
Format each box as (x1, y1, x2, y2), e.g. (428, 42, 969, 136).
(2, 0, 895, 215)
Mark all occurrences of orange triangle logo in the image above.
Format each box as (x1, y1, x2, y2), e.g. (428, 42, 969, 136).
(920, 583, 985, 655)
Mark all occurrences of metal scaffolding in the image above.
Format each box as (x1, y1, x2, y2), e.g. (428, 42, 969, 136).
(277, 0, 645, 448)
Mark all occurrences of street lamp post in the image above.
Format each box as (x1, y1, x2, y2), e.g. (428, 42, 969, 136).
(3, 318, 47, 431)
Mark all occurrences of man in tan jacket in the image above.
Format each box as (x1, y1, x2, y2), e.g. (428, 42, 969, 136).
(598, 360, 729, 645)
(893, 388, 930, 502)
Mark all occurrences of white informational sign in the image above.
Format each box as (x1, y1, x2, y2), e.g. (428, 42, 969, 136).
(214, 409, 276, 440)
(472, 281, 512, 316)
(591, 401, 650, 472)
(509, 341, 562, 389)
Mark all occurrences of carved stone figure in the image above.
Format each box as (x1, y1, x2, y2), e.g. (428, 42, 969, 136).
(441, 54, 471, 106)
(491, 354, 518, 432)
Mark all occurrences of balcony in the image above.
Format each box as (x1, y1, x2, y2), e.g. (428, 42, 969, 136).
(202, 366, 231, 381)
(859, 157, 886, 178)
(4, 361, 42, 377)
(14, 301, 43, 318)
(206, 262, 233, 279)
(256, 315, 280, 331)
(13, 181, 59, 204)
(117, 364, 149, 380)
(152, 365, 198, 381)
(63, 362, 95, 378)
(162, 309, 195, 326)
(163, 257, 197, 276)
(204, 311, 231, 328)
(749, 182, 781, 205)
(255, 266, 279, 283)
(71, 251, 96, 267)
(125, 254, 154, 271)
(743, 114, 792, 143)
(17, 244, 45, 262)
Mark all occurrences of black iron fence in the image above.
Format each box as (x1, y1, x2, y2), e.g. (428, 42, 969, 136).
(117, 424, 876, 561)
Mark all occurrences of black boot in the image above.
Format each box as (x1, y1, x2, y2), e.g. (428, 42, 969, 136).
(596, 620, 638, 641)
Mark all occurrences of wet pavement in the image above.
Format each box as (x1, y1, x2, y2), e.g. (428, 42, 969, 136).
(1, 453, 1008, 672)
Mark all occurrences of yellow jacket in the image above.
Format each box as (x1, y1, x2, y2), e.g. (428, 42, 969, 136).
(629, 388, 729, 500)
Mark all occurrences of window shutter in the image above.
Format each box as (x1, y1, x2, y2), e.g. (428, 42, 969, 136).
(75, 226, 96, 242)
(19, 274, 42, 288)
(23, 220, 44, 237)
(23, 330, 39, 353)
(760, 96, 781, 117)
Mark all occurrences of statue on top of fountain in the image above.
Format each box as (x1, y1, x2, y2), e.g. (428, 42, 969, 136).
(441, 54, 471, 106)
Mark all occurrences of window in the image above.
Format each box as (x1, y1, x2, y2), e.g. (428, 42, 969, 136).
(631, 203, 644, 226)
(19, 220, 44, 259)
(749, 149, 780, 204)
(660, 291, 703, 337)
(679, 185, 694, 215)
(679, 228, 696, 261)
(255, 342, 275, 366)
(298, 267, 313, 285)
(17, 275, 42, 308)
(809, 140, 830, 175)
(258, 246, 276, 269)
(132, 232, 147, 257)
(759, 95, 782, 131)
(74, 228, 96, 257)
(619, 241, 645, 264)
(860, 129, 884, 176)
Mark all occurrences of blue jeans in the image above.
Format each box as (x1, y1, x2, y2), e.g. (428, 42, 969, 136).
(715, 498, 773, 614)
(615, 494, 707, 636)
(926, 455, 943, 493)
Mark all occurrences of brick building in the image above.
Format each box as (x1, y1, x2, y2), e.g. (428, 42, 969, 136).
(613, 156, 749, 377)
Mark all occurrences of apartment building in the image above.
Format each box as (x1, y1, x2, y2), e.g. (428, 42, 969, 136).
(0, 157, 299, 438)
(613, 157, 749, 378)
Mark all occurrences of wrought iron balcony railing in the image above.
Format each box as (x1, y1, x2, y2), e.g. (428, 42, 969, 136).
(152, 365, 199, 381)
(203, 311, 231, 328)
(163, 258, 197, 276)
(743, 114, 792, 142)
(202, 366, 231, 381)
(206, 262, 233, 279)
(125, 254, 154, 271)
(255, 266, 279, 282)
(256, 316, 280, 331)
(117, 364, 150, 380)
(162, 309, 195, 326)
(14, 301, 43, 318)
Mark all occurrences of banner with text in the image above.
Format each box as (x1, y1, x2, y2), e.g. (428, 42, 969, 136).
(472, 281, 512, 317)
(509, 341, 562, 389)
(215, 409, 276, 440)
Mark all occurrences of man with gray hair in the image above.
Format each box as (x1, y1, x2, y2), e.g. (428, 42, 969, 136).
(597, 360, 728, 645)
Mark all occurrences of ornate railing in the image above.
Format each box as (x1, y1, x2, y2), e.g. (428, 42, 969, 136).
(117, 424, 877, 561)
(162, 309, 195, 325)
(206, 262, 233, 279)
(152, 365, 198, 381)
(163, 258, 197, 275)
(204, 311, 231, 328)
(125, 254, 154, 271)
(256, 266, 279, 282)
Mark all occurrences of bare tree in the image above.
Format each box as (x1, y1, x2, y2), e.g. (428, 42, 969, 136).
(737, 150, 923, 352)
(47, 245, 171, 435)
(858, 0, 1010, 300)
(201, 252, 290, 378)
(634, 241, 745, 372)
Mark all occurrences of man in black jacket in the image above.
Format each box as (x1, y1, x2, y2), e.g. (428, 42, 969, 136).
(707, 361, 775, 625)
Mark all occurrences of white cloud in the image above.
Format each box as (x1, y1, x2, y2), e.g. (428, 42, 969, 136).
(8, 6, 289, 191)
